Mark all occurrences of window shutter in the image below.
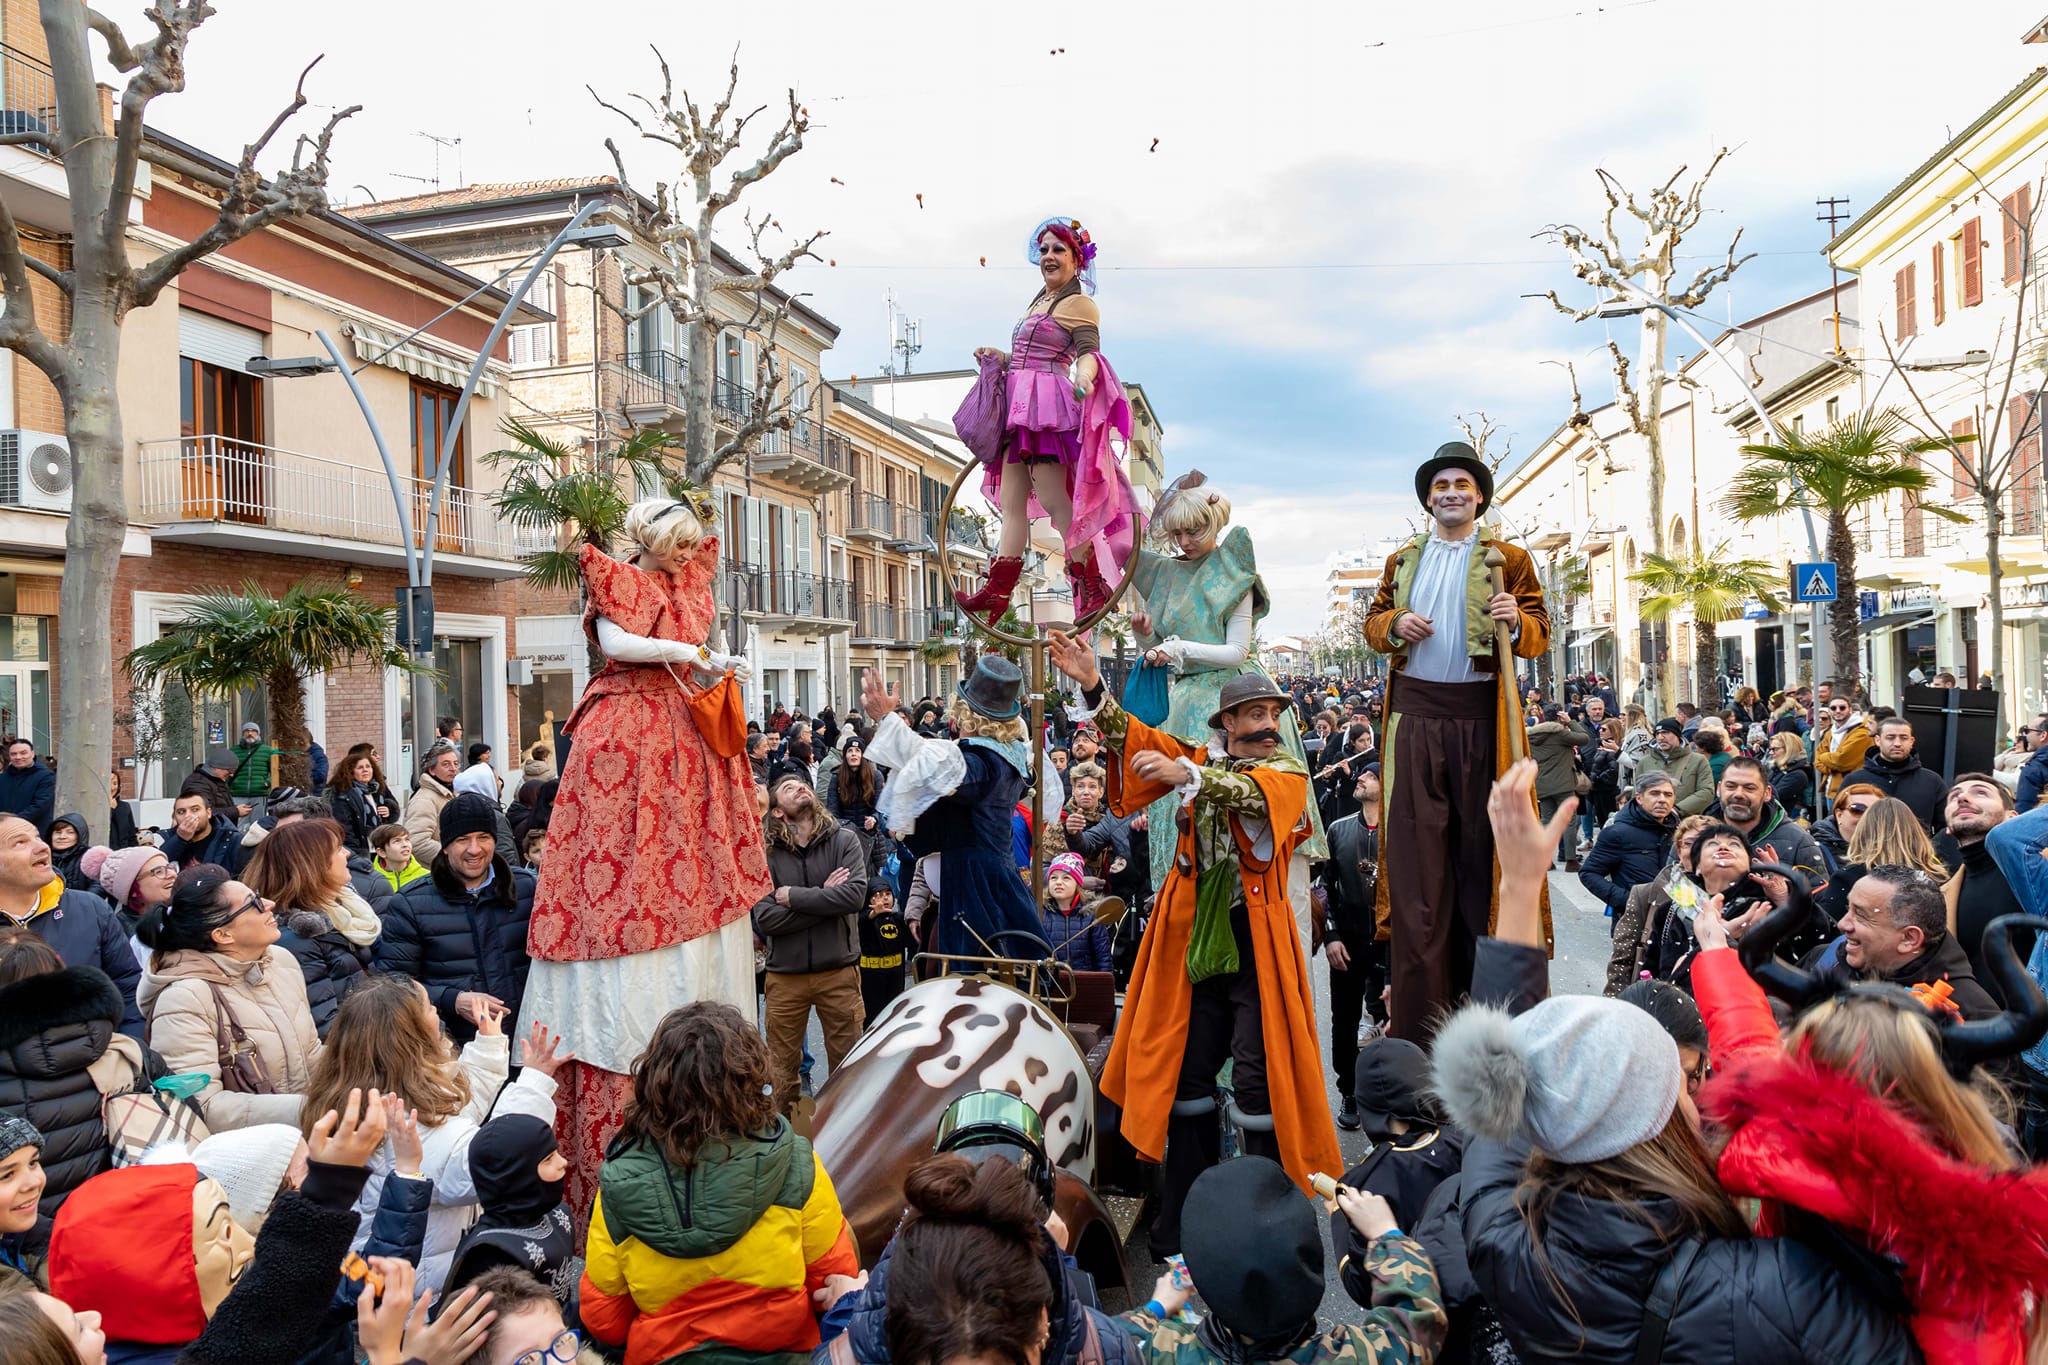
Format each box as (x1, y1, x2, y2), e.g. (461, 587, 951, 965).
(2005, 186, 2033, 284)
(2013, 395, 2043, 535)
(1895, 264, 1917, 340)
(1950, 417, 1975, 496)
(1961, 220, 1984, 306)
(795, 508, 814, 577)
(1931, 243, 1946, 326)
(178, 310, 266, 373)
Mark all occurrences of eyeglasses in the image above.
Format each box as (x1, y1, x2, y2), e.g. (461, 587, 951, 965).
(146, 863, 178, 879)
(220, 895, 268, 926)
(514, 1329, 581, 1365)
(1684, 1058, 1711, 1093)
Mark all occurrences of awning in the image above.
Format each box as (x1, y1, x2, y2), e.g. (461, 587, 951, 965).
(1861, 610, 1935, 637)
(1568, 627, 1612, 649)
(346, 321, 498, 398)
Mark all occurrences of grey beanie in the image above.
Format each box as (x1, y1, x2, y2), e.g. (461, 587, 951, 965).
(1431, 996, 1680, 1164)
(0, 1115, 43, 1157)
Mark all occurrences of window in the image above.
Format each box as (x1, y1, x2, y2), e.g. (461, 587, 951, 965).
(2004, 184, 2033, 284)
(1960, 218, 1984, 307)
(410, 378, 468, 550)
(1930, 242, 1946, 326)
(1825, 396, 1841, 424)
(1894, 262, 1918, 340)
(179, 357, 266, 524)
(2011, 395, 2041, 536)
(508, 267, 558, 367)
(789, 364, 810, 443)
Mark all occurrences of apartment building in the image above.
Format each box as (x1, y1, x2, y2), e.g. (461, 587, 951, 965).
(0, 25, 539, 800)
(354, 178, 855, 730)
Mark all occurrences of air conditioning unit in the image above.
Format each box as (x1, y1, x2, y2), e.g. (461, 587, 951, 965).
(0, 431, 72, 511)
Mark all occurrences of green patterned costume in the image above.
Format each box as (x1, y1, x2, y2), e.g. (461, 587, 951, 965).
(1129, 527, 1327, 890)
(1118, 1232, 1446, 1365)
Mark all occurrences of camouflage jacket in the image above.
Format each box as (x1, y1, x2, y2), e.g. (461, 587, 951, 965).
(1117, 1233, 1445, 1365)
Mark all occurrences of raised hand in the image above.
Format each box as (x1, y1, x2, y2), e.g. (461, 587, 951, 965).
(354, 1257, 417, 1365)
(518, 1021, 574, 1078)
(383, 1094, 424, 1174)
(861, 668, 898, 723)
(1045, 630, 1101, 691)
(307, 1087, 389, 1168)
(402, 1285, 495, 1365)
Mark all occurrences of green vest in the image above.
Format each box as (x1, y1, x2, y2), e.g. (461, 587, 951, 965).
(1383, 531, 1503, 663)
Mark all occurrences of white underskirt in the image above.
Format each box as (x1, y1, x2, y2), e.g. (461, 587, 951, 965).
(517, 918, 758, 1075)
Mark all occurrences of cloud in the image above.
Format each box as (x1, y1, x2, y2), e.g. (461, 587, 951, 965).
(1227, 488, 1418, 636)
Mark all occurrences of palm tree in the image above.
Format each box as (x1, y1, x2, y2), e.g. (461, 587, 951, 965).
(1631, 544, 1785, 714)
(127, 584, 424, 790)
(1722, 408, 1963, 696)
(484, 421, 696, 675)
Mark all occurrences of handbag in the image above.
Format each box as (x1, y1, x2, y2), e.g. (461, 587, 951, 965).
(1572, 751, 1593, 797)
(950, 353, 1009, 467)
(90, 1042, 211, 1165)
(688, 671, 748, 760)
(206, 981, 277, 1095)
(1121, 660, 1171, 728)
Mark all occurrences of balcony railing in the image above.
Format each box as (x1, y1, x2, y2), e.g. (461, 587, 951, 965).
(854, 600, 916, 643)
(730, 564, 853, 622)
(618, 349, 831, 460)
(849, 492, 904, 540)
(138, 436, 548, 564)
(0, 45, 58, 150)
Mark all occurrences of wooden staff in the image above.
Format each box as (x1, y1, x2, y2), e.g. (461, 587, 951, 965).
(1484, 544, 1528, 765)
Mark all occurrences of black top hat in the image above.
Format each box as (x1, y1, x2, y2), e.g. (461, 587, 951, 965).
(1414, 441, 1494, 515)
(1206, 673, 1290, 730)
(956, 656, 1025, 721)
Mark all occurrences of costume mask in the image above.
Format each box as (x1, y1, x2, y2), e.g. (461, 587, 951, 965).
(191, 1176, 256, 1317)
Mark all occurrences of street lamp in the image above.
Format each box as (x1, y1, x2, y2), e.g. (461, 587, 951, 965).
(266, 198, 612, 765)
(1592, 285, 1833, 685)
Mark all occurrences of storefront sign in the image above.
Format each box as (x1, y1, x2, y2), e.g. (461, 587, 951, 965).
(517, 650, 570, 667)
(1885, 585, 1936, 612)
(2000, 579, 2048, 611)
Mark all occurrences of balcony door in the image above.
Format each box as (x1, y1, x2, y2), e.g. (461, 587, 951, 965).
(410, 378, 468, 553)
(179, 356, 265, 523)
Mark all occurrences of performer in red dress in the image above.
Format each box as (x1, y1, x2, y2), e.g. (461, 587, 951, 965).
(521, 493, 770, 1219)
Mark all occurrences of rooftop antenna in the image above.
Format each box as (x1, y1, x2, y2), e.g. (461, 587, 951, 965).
(414, 131, 465, 191)
(883, 291, 922, 376)
(1817, 195, 1852, 355)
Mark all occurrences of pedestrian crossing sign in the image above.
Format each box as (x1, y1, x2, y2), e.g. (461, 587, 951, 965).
(1792, 562, 1837, 602)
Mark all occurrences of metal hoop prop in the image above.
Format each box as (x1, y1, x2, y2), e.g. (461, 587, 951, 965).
(931, 456, 1147, 911)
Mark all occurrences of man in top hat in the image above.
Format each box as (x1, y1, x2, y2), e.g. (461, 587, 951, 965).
(1363, 442, 1549, 1044)
(1045, 629, 1343, 1258)
(860, 657, 1049, 958)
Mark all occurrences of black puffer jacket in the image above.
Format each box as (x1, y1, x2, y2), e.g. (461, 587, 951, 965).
(1850, 751, 1949, 830)
(0, 965, 133, 1225)
(1577, 799, 1673, 912)
(328, 780, 397, 854)
(373, 854, 534, 1042)
(276, 909, 373, 1038)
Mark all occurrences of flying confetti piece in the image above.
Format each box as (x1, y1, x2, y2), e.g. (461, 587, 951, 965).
(1149, 137, 1159, 152)
(829, 259, 837, 266)
(979, 256, 987, 266)
(830, 176, 845, 185)
(915, 193, 924, 209)
(1049, 46, 1065, 54)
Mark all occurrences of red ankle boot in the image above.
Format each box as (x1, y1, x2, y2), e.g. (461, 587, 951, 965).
(1067, 555, 1111, 620)
(958, 555, 1023, 624)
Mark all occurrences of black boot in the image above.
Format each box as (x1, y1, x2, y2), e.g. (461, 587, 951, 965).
(1336, 1093, 1360, 1131)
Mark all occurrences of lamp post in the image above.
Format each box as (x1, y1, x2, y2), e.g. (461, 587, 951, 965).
(252, 199, 629, 764)
(1593, 286, 1833, 688)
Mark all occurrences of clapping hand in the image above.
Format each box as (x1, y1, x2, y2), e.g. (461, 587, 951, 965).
(518, 1022, 574, 1079)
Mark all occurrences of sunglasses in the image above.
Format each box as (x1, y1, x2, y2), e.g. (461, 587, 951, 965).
(1843, 803, 1874, 815)
(220, 895, 269, 926)
(1684, 1057, 1712, 1092)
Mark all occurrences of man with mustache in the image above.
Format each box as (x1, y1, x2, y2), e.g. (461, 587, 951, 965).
(1046, 629, 1340, 1259)
(1362, 442, 1550, 1043)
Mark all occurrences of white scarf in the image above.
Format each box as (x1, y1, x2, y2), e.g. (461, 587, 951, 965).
(324, 885, 382, 947)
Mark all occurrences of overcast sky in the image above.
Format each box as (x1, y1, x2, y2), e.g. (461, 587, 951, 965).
(135, 0, 2048, 634)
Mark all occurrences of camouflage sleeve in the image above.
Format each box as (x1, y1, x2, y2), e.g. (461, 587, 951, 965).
(1330, 1233, 1447, 1365)
(1191, 765, 1270, 819)
(1088, 692, 1133, 747)
(1115, 1309, 1201, 1365)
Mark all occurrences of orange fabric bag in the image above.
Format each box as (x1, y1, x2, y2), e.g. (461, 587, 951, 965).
(689, 672, 747, 759)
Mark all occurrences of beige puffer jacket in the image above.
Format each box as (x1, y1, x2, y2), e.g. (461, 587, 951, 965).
(138, 946, 320, 1132)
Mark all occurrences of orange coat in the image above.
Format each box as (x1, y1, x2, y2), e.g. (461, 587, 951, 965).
(1098, 710, 1343, 1198)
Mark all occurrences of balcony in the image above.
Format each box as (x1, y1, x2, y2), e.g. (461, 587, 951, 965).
(618, 350, 685, 426)
(0, 45, 58, 149)
(730, 564, 853, 636)
(137, 437, 547, 577)
(853, 600, 917, 645)
(615, 351, 851, 494)
(848, 492, 904, 543)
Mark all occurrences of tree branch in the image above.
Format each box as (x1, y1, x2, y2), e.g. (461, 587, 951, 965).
(0, 195, 65, 378)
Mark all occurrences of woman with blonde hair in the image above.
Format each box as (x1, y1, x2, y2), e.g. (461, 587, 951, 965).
(1765, 730, 1812, 819)
(1811, 796, 1944, 927)
(521, 493, 772, 1223)
(304, 973, 567, 1292)
(1812, 780, 1882, 875)
(1690, 877, 2048, 1364)
(244, 817, 378, 1038)
(1122, 472, 1324, 896)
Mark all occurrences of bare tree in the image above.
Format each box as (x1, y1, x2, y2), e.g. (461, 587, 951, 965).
(1534, 149, 1753, 559)
(1882, 166, 2048, 731)
(1455, 411, 1513, 470)
(593, 50, 825, 486)
(0, 2, 353, 839)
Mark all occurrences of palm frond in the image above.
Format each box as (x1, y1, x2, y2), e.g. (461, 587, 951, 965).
(126, 581, 429, 696)
(1629, 543, 1785, 626)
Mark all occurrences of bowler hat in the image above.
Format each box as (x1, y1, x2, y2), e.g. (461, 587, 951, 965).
(1206, 673, 1290, 730)
(1414, 441, 1494, 514)
(956, 656, 1024, 721)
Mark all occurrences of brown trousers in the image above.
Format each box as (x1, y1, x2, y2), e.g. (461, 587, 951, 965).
(764, 965, 865, 1110)
(1384, 675, 1498, 1046)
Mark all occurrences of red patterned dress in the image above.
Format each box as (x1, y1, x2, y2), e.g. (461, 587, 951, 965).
(521, 540, 770, 1220)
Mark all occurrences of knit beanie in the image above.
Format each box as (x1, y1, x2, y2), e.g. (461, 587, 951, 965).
(1431, 996, 1680, 1165)
(78, 845, 112, 885)
(1048, 853, 1087, 884)
(0, 1115, 42, 1158)
(439, 792, 500, 845)
(204, 746, 236, 772)
(191, 1124, 301, 1228)
(96, 844, 162, 907)
(1181, 1157, 1323, 1342)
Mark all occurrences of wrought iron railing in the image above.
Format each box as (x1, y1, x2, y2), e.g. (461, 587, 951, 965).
(0, 45, 58, 150)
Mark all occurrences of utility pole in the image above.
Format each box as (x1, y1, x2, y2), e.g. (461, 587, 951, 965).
(1817, 196, 1851, 356)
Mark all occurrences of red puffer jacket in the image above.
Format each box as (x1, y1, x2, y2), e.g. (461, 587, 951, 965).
(1694, 949, 2048, 1365)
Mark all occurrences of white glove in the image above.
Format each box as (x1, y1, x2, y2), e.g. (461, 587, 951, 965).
(695, 649, 752, 682)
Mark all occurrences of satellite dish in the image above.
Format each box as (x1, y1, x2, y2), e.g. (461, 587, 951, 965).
(28, 442, 69, 496)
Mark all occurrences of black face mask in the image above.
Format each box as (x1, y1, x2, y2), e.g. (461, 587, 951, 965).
(1231, 729, 1284, 749)
(468, 1115, 564, 1226)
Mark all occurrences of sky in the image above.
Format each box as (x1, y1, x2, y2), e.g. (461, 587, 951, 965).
(129, 0, 2048, 635)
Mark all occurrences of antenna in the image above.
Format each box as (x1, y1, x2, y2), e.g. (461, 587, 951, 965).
(414, 131, 465, 191)
(1817, 195, 1851, 356)
(882, 292, 922, 376)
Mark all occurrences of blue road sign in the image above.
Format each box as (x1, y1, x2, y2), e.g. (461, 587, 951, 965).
(1793, 562, 1838, 603)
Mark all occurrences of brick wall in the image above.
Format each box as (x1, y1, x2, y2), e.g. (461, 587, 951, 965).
(110, 544, 519, 769)
(12, 235, 68, 432)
